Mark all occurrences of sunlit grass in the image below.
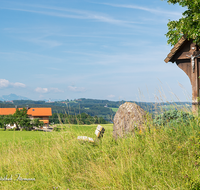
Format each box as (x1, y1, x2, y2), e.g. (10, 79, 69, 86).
(110, 108, 119, 113)
(0, 120, 200, 189)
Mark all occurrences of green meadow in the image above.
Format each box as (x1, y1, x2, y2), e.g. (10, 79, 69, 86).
(0, 121, 200, 189)
(110, 108, 119, 113)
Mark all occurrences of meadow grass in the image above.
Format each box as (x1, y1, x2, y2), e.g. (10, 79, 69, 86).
(110, 108, 119, 113)
(0, 120, 200, 189)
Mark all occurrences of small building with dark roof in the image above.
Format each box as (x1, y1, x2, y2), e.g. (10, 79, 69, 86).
(165, 36, 200, 113)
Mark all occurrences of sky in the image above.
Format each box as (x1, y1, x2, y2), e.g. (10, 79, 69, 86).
(0, 0, 191, 102)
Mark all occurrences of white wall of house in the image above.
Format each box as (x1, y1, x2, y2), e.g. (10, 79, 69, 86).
(6, 123, 17, 129)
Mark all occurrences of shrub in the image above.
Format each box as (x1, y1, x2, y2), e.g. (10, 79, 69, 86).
(7, 128, 15, 131)
(153, 109, 194, 127)
(53, 127, 61, 132)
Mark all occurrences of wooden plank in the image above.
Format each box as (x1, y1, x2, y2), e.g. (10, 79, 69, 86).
(192, 58, 199, 114)
(177, 52, 191, 60)
(198, 59, 200, 89)
(177, 61, 192, 84)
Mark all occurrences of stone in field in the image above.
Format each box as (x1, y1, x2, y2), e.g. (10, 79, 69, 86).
(113, 102, 146, 139)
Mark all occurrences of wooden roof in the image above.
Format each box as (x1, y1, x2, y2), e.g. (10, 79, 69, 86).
(0, 108, 52, 116)
(164, 36, 187, 63)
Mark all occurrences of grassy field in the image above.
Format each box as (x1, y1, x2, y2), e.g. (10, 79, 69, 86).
(0, 121, 200, 189)
(110, 108, 118, 113)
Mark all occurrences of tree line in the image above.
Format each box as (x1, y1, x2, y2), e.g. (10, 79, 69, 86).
(49, 112, 108, 125)
(0, 99, 192, 122)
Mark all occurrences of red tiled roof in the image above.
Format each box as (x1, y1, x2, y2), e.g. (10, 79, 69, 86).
(27, 108, 52, 116)
(0, 108, 52, 116)
(0, 108, 16, 115)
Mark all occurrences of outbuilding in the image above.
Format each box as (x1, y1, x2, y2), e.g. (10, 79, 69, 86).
(165, 36, 200, 114)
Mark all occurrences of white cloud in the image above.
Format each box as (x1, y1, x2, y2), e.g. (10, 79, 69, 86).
(68, 86, 86, 92)
(0, 79, 9, 88)
(35, 87, 48, 93)
(108, 94, 115, 98)
(35, 87, 63, 93)
(0, 79, 26, 88)
(1, 6, 136, 27)
(23, 38, 62, 48)
(100, 3, 182, 17)
(13, 82, 26, 88)
(0, 51, 64, 65)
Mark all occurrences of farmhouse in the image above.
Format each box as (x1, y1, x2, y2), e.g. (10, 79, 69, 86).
(0, 107, 52, 128)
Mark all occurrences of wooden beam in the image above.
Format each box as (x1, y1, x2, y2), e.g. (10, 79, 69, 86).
(192, 58, 199, 114)
(177, 52, 191, 60)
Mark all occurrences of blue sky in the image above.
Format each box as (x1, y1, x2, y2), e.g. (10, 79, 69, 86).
(0, 0, 191, 102)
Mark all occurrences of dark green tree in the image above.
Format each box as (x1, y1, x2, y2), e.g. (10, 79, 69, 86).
(0, 115, 4, 128)
(49, 113, 59, 124)
(31, 118, 44, 129)
(165, 0, 200, 45)
(94, 116, 98, 124)
(2, 115, 13, 130)
(12, 108, 32, 130)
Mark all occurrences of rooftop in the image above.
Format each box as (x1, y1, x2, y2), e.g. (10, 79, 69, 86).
(0, 108, 52, 116)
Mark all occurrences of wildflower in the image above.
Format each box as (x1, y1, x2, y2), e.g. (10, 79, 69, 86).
(177, 146, 181, 150)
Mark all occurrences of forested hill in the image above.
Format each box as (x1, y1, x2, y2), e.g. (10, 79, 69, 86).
(0, 98, 192, 121)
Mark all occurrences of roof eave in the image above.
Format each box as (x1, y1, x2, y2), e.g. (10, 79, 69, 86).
(165, 35, 187, 63)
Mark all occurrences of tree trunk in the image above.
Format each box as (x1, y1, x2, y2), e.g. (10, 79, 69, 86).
(16, 124, 20, 131)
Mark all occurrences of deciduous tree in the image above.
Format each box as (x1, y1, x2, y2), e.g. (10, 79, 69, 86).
(12, 108, 31, 130)
(165, 0, 200, 45)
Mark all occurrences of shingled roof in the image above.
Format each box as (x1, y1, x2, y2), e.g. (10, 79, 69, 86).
(164, 36, 187, 63)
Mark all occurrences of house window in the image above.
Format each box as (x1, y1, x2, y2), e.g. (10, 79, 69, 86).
(32, 109, 35, 111)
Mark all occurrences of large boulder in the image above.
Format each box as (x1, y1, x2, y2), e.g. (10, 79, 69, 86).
(113, 102, 146, 139)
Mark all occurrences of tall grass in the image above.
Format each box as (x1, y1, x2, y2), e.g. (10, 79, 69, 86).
(0, 118, 199, 189)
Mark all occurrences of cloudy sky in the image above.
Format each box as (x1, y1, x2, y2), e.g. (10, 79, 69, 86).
(0, 0, 190, 102)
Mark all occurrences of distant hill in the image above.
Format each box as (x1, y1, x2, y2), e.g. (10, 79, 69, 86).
(0, 94, 29, 101)
(0, 97, 192, 122)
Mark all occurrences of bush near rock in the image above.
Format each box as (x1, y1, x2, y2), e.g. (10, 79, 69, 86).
(153, 109, 194, 127)
(113, 102, 147, 139)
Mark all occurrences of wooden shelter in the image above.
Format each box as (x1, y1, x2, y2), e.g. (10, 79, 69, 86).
(165, 36, 200, 114)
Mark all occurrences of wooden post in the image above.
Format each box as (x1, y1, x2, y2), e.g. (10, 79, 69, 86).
(192, 56, 199, 114)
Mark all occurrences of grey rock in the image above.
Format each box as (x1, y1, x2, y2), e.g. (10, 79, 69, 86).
(113, 102, 146, 139)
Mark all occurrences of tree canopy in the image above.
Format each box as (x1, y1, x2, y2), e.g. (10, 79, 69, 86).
(165, 0, 200, 46)
(49, 112, 108, 125)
